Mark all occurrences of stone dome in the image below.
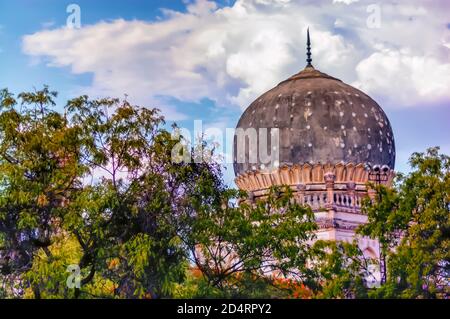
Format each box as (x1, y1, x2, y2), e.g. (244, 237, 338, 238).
(233, 65, 396, 177)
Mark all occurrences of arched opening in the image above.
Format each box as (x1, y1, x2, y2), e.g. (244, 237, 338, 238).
(363, 247, 380, 288)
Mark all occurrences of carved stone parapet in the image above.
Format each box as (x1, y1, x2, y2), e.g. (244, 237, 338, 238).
(346, 181, 356, 191)
(235, 162, 376, 193)
(324, 171, 336, 185)
(296, 183, 306, 204)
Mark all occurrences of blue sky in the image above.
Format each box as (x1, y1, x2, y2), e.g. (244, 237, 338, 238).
(0, 0, 205, 102)
(1, 0, 449, 186)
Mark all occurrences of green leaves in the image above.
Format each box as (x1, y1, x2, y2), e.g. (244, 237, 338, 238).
(184, 186, 318, 295)
(17, 85, 57, 119)
(359, 147, 450, 299)
(309, 240, 373, 299)
(0, 86, 86, 298)
(0, 89, 17, 110)
(63, 95, 193, 298)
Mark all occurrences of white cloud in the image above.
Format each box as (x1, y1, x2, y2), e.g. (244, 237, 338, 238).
(333, 0, 359, 5)
(354, 49, 450, 107)
(22, 0, 450, 119)
(41, 21, 56, 29)
(253, 0, 291, 6)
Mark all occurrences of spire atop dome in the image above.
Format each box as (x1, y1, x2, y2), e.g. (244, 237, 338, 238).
(306, 27, 313, 68)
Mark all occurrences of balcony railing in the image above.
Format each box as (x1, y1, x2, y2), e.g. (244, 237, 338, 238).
(300, 192, 365, 213)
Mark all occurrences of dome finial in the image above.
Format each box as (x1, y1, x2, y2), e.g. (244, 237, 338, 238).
(306, 27, 313, 68)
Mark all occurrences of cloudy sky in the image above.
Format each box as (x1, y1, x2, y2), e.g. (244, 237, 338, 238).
(0, 0, 449, 186)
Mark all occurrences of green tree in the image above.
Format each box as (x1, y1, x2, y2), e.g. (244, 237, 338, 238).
(358, 183, 404, 284)
(64, 96, 197, 298)
(360, 147, 449, 298)
(0, 87, 85, 298)
(182, 185, 318, 297)
(0, 89, 222, 299)
(386, 147, 449, 298)
(309, 240, 374, 299)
